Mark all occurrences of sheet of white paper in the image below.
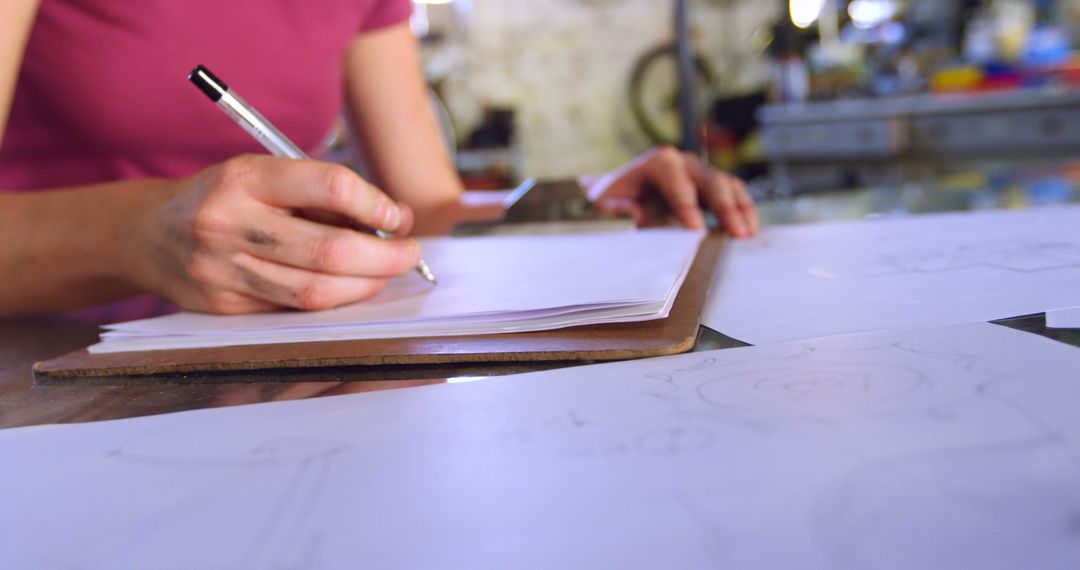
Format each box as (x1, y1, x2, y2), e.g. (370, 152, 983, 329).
(705, 205, 1080, 344)
(5, 322, 1080, 569)
(459, 188, 514, 208)
(93, 229, 703, 352)
(1046, 307, 1080, 328)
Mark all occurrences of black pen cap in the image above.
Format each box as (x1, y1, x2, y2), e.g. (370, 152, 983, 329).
(188, 65, 228, 102)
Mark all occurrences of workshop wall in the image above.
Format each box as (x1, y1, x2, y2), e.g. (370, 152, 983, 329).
(429, 0, 780, 180)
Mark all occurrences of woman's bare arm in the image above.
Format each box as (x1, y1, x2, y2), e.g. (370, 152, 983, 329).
(343, 23, 464, 235)
(0, 158, 423, 318)
(0, 182, 160, 314)
(0, 11, 434, 318)
(0, 0, 40, 146)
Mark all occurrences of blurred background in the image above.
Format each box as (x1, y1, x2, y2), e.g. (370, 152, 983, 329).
(400, 0, 1080, 219)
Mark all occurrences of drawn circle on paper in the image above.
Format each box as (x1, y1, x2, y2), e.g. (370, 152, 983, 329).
(634, 427, 714, 456)
(696, 364, 927, 411)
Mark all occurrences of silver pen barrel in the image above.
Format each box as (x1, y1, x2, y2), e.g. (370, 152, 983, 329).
(216, 91, 306, 159)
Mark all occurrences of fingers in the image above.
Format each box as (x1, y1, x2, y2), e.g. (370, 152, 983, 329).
(684, 153, 759, 238)
(643, 147, 708, 230)
(297, 203, 416, 237)
(157, 156, 422, 316)
(592, 197, 639, 222)
(695, 169, 756, 238)
(224, 156, 407, 233)
(722, 174, 758, 237)
(732, 177, 760, 236)
(634, 146, 758, 234)
(228, 253, 390, 311)
(200, 291, 282, 315)
(235, 212, 422, 278)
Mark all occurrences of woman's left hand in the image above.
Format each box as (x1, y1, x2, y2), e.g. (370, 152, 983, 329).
(584, 146, 759, 238)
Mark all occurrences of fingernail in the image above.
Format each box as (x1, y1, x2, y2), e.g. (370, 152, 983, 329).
(384, 203, 402, 231)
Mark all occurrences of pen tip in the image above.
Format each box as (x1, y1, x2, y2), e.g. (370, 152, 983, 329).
(418, 262, 438, 286)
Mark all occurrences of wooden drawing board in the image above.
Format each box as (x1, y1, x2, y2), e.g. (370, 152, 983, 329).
(34, 235, 723, 380)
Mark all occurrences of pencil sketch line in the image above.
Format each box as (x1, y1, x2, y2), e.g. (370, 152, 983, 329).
(76, 455, 275, 567)
(635, 427, 715, 456)
(245, 457, 314, 564)
(278, 458, 334, 568)
(817, 239, 1080, 280)
(673, 489, 738, 569)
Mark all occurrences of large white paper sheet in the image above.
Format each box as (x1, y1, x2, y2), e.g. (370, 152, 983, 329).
(1047, 307, 1080, 328)
(94, 229, 703, 353)
(705, 205, 1080, 344)
(4, 322, 1080, 569)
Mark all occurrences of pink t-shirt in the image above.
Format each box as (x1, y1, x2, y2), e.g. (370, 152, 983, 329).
(0, 0, 411, 323)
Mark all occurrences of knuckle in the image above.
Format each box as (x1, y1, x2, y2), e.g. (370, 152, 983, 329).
(712, 174, 733, 194)
(217, 155, 256, 189)
(712, 176, 735, 199)
(673, 184, 699, 205)
(654, 145, 682, 165)
(190, 204, 233, 240)
(295, 277, 337, 311)
(313, 233, 352, 273)
(322, 165, 356, 210)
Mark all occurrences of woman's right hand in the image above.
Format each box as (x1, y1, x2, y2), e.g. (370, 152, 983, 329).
(132, 155, 423, 314)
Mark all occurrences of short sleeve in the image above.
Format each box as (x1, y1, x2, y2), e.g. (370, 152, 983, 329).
(359, 0, 413, 32)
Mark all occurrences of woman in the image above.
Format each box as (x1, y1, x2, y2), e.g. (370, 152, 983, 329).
(0, 0, 758, 321)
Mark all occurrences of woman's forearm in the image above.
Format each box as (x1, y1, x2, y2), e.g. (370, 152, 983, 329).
(343, 24, 464, 236)
(0, 180, 170, 316)
(1, 156, 430, 318)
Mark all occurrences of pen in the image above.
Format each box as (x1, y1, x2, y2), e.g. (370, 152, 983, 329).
(187, 64, 438, 286)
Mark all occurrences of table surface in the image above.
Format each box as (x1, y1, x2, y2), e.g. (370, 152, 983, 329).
(3, 184, 1079, 430)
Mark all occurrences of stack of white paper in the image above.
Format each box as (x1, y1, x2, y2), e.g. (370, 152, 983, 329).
(92, 229, 705, 353)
